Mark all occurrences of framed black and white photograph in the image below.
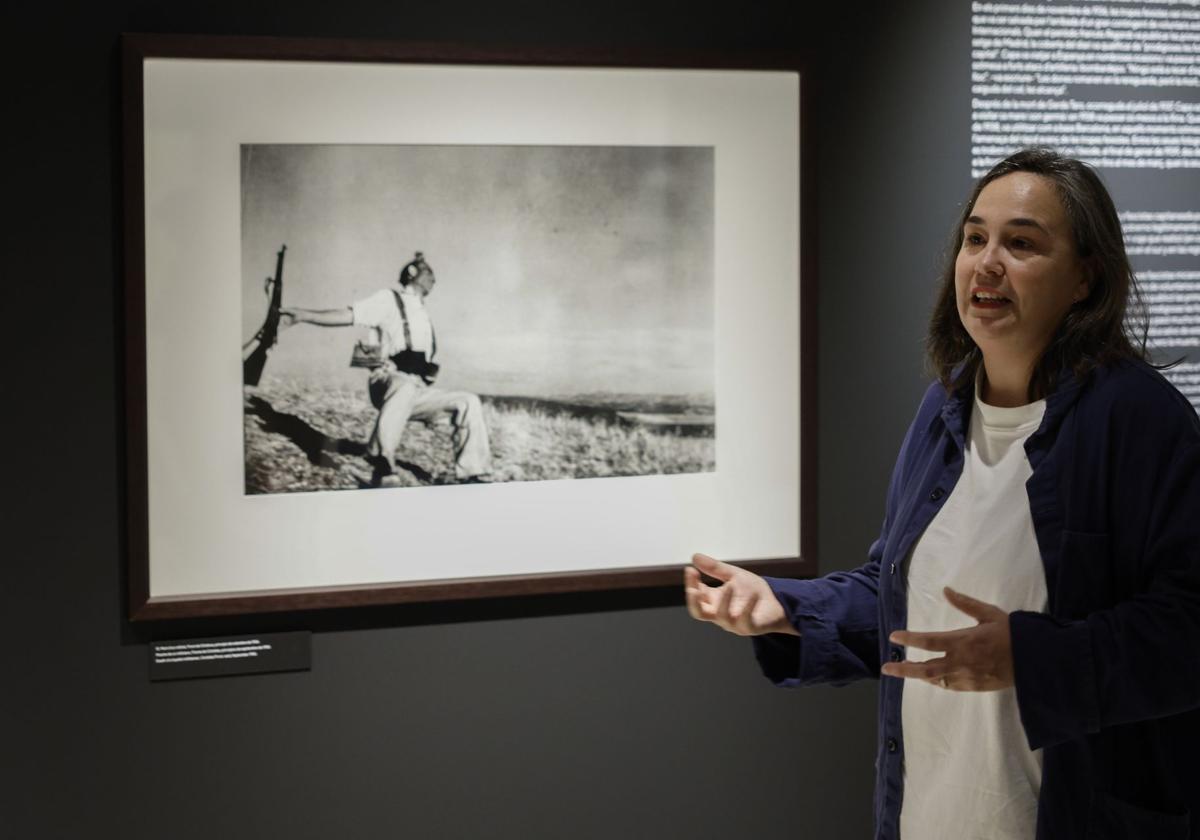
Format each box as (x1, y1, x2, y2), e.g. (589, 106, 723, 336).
(123, 34, 813, 619)
(241, 143, 716, 493)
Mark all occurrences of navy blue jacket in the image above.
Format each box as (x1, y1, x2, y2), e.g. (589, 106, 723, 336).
(754, 359, 1200, 839)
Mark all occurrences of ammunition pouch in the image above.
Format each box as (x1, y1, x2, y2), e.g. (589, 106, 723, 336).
(390, 349, 439, 383)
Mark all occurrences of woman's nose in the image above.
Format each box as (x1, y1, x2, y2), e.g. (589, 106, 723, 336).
(976, 241, 1004, 277)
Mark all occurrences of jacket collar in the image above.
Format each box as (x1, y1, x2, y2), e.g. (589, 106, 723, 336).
(937, 361, 1089, 455)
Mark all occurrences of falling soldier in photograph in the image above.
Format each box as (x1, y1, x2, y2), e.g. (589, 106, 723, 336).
(280, 252, 493, 487)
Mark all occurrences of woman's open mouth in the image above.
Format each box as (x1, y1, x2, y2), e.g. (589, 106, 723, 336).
(971, 292, 1011, 309)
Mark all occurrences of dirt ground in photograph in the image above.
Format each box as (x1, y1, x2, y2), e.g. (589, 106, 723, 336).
(244, 376, 715, 494)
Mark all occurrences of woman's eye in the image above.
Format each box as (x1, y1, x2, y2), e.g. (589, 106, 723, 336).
(964, 233, 984, 246)
(1010, 239, 1030, 250)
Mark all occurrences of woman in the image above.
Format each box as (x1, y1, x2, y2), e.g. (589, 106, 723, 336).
(685, 148, 1200, 839)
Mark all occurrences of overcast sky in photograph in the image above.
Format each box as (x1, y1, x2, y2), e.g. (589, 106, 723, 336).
(241, 144, 713, 397)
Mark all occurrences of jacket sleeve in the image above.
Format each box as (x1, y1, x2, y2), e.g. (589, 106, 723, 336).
(751, 537, 884, 688)
(750, 384, 944, 688)
(1011, 396, 1200, 750)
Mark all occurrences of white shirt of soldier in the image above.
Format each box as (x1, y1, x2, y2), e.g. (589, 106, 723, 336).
(350, 288, 434, 359)
(898, 370, 1049, 840)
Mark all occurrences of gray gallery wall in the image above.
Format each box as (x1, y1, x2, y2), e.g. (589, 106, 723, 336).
(5, 3, 972, 837)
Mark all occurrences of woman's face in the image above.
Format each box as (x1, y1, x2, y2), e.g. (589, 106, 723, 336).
(954, 172, 1090, 363)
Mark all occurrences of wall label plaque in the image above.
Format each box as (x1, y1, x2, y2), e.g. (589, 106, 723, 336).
(149, 631, 311, 681)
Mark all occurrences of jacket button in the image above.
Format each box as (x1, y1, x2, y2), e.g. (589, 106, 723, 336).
(930, 488, 944, 501)
(887, 738, 898, 753)
(890, 648, 902, 662)
(889, 562, 896, 575)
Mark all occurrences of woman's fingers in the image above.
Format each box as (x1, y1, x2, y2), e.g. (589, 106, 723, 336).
(683, 566, 706, 620)
(685, 555, 789, 636)
(686, 572, 742, 630)
(691, 553, 738, 583)
(714, 574, 736, 624)
(713, 577, 766, 636)
(881, 655, 952, 681)
(684, 565, 724, 622)
(731, 590, 761, 636)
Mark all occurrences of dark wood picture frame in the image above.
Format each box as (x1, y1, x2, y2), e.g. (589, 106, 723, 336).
(122, 33, 816, 621)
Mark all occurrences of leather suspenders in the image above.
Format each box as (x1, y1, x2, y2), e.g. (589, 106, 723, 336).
(391, 289, 437, 361)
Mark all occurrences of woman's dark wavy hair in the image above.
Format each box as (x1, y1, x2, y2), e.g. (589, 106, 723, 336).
(926, 147, 1151, 401)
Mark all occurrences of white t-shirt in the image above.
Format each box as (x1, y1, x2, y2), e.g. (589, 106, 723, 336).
(350, 288, 434, 358)
(899, 373, 1049, 840)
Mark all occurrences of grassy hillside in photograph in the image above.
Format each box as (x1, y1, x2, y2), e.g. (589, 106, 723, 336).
(244, 376, 715, 494)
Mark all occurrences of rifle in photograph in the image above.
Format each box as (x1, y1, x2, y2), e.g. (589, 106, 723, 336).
(242, 244, 287, 387)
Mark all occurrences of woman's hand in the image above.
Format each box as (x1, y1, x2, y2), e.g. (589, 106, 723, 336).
(881, 587, 1014, 691)
(684, 553, 798, 637)
(279, 308, 298, 329)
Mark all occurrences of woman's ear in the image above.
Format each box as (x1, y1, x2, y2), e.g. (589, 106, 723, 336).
(1074, 259, 1096, 304)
